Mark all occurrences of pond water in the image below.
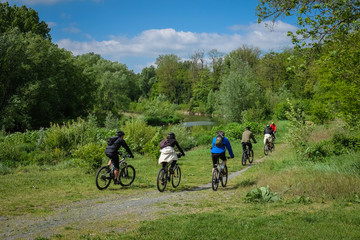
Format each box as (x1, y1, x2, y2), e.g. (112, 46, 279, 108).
(181, 114, 217, 128)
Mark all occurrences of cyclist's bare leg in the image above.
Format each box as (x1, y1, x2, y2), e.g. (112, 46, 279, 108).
(114, 169, 119, 180)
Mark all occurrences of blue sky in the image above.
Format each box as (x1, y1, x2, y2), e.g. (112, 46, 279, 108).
(3, 0, 297, 73)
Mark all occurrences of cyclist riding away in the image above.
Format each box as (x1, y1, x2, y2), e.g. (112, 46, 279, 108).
(105, 130, 134, 184)
(211, 130, 234, 173)
(241, 126, 257, 153)
(264, 124, 275, 148)
(270, 121, 277, 138)
(158, 133, 185, 173)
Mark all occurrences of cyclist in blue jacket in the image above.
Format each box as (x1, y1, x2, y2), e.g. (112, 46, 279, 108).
(211, 131, 234, 173)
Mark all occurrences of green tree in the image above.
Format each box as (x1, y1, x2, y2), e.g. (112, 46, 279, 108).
(256, 0, 360, 47)
(314, 31, 360, 124)
(138, 65, 157, 98)
(155, 54, 191, 103)
(0, 2, 51, 39)
(0, 30, 95, 131)
(216, 60, 263, 122)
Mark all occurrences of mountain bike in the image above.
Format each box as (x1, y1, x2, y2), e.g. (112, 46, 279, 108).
(95, 153, 135, 190)
(157, 153, 182, 192)
(264, 139, 274, 156)
(211, 157, 229, 191)
(242, 144, 254, 166)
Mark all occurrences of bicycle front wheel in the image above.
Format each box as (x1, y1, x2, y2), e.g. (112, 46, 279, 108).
(241, 151, 247, 166)
(157, 168, 167, 192)
(221, 165, 228, 187)
(95, 166, 112, 190)
(119, 165, 136, 186)
(171, 165, 181, 188)
(212, 168, 219, 191)
(249, 150, 254, 164)
(264, 144, 269, 156)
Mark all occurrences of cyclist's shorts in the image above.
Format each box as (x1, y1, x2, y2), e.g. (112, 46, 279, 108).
(212, 152, 226, 168)
(264, 134, 273, 144)
(106, 153, 119, 170)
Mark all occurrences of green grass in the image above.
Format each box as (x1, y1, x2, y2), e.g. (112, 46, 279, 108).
(2, 120, 360, 239)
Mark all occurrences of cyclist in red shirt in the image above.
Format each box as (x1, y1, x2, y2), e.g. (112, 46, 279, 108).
(270, 122, 277, 139)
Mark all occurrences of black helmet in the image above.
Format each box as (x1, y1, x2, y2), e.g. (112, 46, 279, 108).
(116, 130, 125, 137)
(246, 126, 250, 130)
(168, 132, 175, 139)
(216, 130, 225, 136)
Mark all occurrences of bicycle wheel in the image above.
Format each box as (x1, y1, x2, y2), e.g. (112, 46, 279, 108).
(241, 151, 247, 166)
(212, 168, 219, 191)
(264, 144, 269, 156)
(220, 165, 228, 187)
(171, 165, 181, 188)
(249, 150, 254, 164)
(119, 165, 136, 186)
(95, 166, 112, 190)
(157, 168, 167, 192)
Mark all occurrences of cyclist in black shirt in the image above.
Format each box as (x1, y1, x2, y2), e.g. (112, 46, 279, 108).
(105, 130, 134, 184)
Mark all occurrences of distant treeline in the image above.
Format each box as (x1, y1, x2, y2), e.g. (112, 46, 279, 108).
(1, 1, 360, 133)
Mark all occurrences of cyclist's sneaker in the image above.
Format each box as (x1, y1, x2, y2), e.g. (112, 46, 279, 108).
(114, 179, 119, 184)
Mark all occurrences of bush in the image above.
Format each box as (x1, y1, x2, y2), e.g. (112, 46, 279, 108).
(143, 130, 163, 160)
(212, 122, 263, 141)
(0, 132, 33, 167)
(72, 143, 105, 173)
(167, 124, 196, 151)
(122, 118, 158, 153)
(244, 185, 282, 203)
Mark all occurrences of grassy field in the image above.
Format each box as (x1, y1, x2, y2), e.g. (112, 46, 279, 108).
(1, 121, 360, 239)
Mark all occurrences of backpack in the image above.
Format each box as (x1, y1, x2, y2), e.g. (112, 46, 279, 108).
(107, 136, 118, 146)
(215, 134, 224, 147)
(160, 139, 168, 149)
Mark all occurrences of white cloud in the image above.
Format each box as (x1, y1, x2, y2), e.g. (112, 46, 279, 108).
(46, 21, 57, 28)
(57, 20, 297, 71)
(62, 26, 81, 34)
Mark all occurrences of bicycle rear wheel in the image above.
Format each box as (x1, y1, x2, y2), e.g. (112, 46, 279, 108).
(212, 168, 219, 191)
(241, 151, 247, 166)
(157, 168, 167, 192)
(119, 165, 136, 186)
(171, 165, 181, 188)
(95, 166, 112, 190)
(249, 150, 254, 164)
(220, 165, 228, 187)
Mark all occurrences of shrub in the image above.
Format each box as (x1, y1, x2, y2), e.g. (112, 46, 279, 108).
(244, 185, 282, 203)
(167, 124, 196, 151)
(212, 122, 263, 141)
(0, 132, 32, 167)
(143, 130, 163, 160)
(72, 143, 105, 173)
(122, 118, 158, 153)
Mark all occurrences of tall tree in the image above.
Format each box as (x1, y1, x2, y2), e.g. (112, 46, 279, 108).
(256, 0, 360, 47)
(0, 2, 51, 39)
(155, 54, 183, 103)
(138, 65, 157, 98)
(0, 30, 94, 131)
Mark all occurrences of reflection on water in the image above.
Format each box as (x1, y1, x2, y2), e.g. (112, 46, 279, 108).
(181, 114, 217, 129)
(183, 121, 214, 127)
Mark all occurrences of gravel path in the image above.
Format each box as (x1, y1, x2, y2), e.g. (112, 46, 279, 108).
(0, 156, 266, 240)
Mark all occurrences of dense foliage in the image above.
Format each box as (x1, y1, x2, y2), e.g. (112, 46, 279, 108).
(0, 1, 360, 172)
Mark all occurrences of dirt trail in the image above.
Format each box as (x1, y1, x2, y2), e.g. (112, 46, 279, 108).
(1, 156, 267, 240)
